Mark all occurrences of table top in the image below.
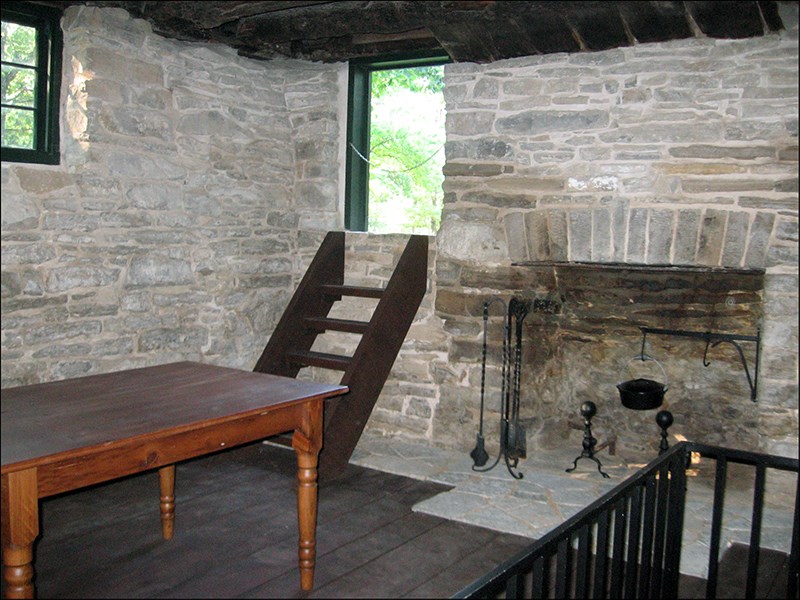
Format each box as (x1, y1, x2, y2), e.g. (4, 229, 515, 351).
(1, 361, 348, 471)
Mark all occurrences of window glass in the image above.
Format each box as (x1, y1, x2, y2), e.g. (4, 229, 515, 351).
(1, 2, 62, 164)
(346, 54, 449, 234)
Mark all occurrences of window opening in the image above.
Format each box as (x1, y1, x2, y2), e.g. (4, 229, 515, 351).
(346, 54, 448, 235)
(1, 1, 62, 165)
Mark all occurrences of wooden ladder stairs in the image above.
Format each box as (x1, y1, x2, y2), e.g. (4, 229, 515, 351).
(254, 231, 428, 480)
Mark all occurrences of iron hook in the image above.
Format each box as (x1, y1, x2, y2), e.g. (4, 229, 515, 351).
(703, 335, 712, 367)
(640, 329, 648, 361)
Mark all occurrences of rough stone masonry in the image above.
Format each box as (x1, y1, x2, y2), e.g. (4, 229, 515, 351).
(1, 4, 797, 460)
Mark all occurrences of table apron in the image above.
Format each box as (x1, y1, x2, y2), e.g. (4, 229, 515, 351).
(35, 403, 308, 498)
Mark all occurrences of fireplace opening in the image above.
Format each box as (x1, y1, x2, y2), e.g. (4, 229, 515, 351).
(461, 262, 765, 466)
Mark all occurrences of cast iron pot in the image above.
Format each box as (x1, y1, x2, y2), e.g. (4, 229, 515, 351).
(617, 355, 668, 410)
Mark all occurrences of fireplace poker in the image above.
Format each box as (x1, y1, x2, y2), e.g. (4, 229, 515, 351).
(506, 297, 530, 463)
(470, 296, 528, 479)
(469, 298, 507, 471)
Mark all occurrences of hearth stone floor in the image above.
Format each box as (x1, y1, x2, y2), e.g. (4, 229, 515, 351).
(349, 432, 797, 579)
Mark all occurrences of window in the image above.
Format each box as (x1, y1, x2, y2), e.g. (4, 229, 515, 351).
(346, 52, 449, 234)
(1, 1, 62, 165)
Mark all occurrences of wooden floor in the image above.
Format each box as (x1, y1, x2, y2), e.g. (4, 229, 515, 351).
(22, 442, 534, 599)
(5, 441, 793, 599)
(679, 543, 796, 599)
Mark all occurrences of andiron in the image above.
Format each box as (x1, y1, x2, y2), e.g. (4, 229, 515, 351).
(566, 401, 610, 478)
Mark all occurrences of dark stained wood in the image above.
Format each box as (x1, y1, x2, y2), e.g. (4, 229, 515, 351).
(686, 0, 773, 39)
(304, 316, 371, 334)
(320, 234, 429, 478)
(1, 361, 344, 469)
(18, 443, 534, 599)
(1, 362, 347, 597)
(254, 232, 428, 480)
(712, 542, 796, 599)
(254, 231, 345, 379)
(42, 1, 786, 63)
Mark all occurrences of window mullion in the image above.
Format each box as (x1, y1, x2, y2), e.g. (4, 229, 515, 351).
(345, 64, 371, 231)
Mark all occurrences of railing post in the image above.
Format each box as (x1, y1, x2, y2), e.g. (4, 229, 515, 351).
(662, 450, 688, 598)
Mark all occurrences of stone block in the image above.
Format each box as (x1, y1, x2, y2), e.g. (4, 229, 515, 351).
(126, 183, 182, 210)
(682, 179, 774, 193)
(296, 180, 338, 209)
(496, 110, 609, 135)
(1, 244, 56, 266)
(23, 321, 103, 346)
(591, 208, 612, 262)
(767, 243, 799, 267)
(611, 200, 628, 262)
(138, 327, 208, 352)
(437, 221, 508, 262)
(461, 191, 533, 208)
(568, 210, 592, 261)
(600, 123, 722, 144)
(106, 152, 186, 180)
(626, 208, 648, 263)
(668, 145, 776, 160)
(524, 211, 551, 261)
(473, 78, 499, 99)
(504, 213, 528, 262)
(441, 163, 508, 177)
(45, 267, 121, 293)
(99, 105, 173, 141)
(696, 209, 727, 266)
(744, 212, 776, 268)
(126, 255, 194, 287)
(1, 272, 21, 298)
(775, 178, 798, 192)
(647, 209, 674, 264)
(547, 210, 569, 261)
(14, 168, 74, 195)
(83, 47, 163, 86)
(721, 211, 749, 267)
(446, 111, 495, 135)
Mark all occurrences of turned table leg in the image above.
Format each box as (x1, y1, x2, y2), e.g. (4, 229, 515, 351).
(158, 465, 176, 540)
(292, 399, 323, 591)
(1, 470, 39, 599)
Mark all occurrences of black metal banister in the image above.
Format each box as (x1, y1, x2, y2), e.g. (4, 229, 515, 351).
(454, 442, 798, 599)
(706, 457, 727, 599)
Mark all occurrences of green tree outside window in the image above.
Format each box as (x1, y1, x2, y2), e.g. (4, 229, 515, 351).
(366, 65, 446, 235)
(1, 1, 62, 165)
(2, 21, 38, 149)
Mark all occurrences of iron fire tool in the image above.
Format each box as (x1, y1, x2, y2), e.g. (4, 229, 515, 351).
(470, 296, 530, 480)
(506, 297, 530, 463)
(470, 297, 506, 471)
(566, 401, 610, 478)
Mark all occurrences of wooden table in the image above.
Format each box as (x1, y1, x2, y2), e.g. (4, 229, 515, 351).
(0, 361, 348, 598)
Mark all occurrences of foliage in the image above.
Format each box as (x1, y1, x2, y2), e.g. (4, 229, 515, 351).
(368, 65, 445, 235)
(371, 66, 444, 98)
(1, 20, 37, 149)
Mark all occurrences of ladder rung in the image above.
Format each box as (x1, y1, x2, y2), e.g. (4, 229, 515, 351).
(304, 316, 371, 334)
(287, 350, 352, 371)
(319, 284, 384, 299)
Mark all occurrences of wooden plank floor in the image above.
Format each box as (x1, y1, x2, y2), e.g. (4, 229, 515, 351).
(679, 543, 797, 599)
(20, 442, 534, 599)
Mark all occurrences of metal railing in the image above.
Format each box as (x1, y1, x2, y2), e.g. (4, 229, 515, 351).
(454, 442, 799, 599)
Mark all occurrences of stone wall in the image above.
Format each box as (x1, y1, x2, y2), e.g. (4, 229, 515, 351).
(433, 3, 798, 457)
(1, 4, 797, 462)
(1, 6, 345, 385)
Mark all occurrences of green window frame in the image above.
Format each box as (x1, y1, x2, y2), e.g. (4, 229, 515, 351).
(345, 51, 449, 232)
(1, 1, 63, 165)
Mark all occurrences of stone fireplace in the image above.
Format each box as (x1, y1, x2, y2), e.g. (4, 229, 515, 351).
(434, 261, 764, 459)
(429, 11, 798, 460)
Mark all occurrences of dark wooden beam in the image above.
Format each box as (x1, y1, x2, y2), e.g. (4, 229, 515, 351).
(39, 1, 787, 63)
